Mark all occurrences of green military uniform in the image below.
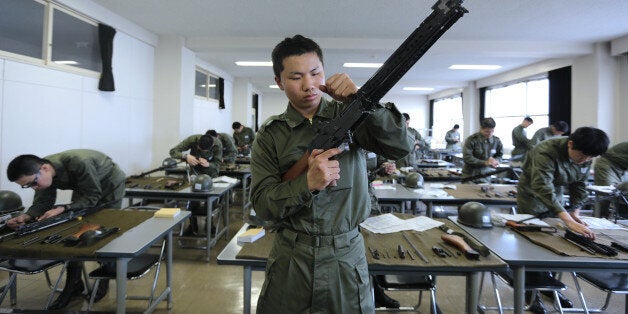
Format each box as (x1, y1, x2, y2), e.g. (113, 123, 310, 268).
(530, 127, 560, 146)
(593, 141, 628, 217)
(27, 149, 126, 217)
(511, 124, 532, 161)
(251, 98, 412, 314)
(169, 134, 223, 178)
(233, 126, 255, 156)
(218, 133, 238, 164)
(594, 141, 628, 186)
(517, 138, 590, 217)
(396, 127, 420, 168)
(461, 132, 503, 183)
(445, 129, 461, 150)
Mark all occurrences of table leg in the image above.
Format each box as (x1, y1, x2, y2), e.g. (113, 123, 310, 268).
(116, 257, 130, 314)
(466, 272, 480, 313)
(225, 190, 230, 239)
(426, 201, 434, 217)
(513, 266, 525, 314)
(244, 266, 252, 314)
(206, 197, 213, 262)
(166, 230, 173, 308)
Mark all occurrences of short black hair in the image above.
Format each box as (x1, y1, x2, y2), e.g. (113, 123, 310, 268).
(524, 117, 534, 123)
(402, 113, 410, 121)
(197, 135, 214, 150)
(206, 129, 218, 137)
(453, 124, 460, 129)
(272, 35, 323, 79)
(232, 122, 241, 130)
(552, 121, 569, 133)
(7, 154, 47, 182)
(569, 127, 609, 157)
(480, 118, 496, 129)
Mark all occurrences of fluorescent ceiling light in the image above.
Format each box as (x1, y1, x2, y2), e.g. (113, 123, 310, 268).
(269, 85, 279, 89)
(449, 64, 502, 70)
(343, 63, 382, 68)
(403, 87, 434, 91)
(236, 61, 273, 66)
(54, 60, 78, 65)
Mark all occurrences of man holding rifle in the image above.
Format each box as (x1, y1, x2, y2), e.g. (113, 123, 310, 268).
(6, 149, 125, 309)
(250, 35, 413, 313)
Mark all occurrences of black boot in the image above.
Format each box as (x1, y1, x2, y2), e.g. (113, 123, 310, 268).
(48, 265, 84, 310)
(373, 277, 400, 309)
(91, 279, 109, 303)
(525, 291, 547, 314)
(539, 290, 573, 308)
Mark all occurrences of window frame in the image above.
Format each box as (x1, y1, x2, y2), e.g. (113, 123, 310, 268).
(194, 67, 221, 102)
(431, 94, 464, 149)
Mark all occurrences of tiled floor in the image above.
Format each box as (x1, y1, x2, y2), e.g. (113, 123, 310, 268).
(0, 206, 625, 313)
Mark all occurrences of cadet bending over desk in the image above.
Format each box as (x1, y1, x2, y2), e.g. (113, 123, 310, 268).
(516, 127, 610, 313)
(6, 150, 125, 310)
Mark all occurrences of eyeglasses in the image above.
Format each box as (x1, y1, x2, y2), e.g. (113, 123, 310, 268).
(21, 167, 41, 189)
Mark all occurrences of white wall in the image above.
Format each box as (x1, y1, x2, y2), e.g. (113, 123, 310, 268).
(0, 31, 154, 206)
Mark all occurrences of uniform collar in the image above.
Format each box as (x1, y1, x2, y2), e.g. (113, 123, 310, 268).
(284, 98, 335, 129)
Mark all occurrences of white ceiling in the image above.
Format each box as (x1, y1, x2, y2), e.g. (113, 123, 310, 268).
(91, 0, 628, 96)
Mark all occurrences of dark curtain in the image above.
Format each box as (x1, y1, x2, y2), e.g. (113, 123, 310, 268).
(479, 87, 487, 121)
(219, 77, 225, 109)
(428, 99, 435, 136)
(98, 23, 116, 91)
(252, 94, 259, 131)
(548, 66, 572, 129)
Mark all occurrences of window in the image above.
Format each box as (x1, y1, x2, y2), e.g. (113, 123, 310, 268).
(484, 78, 549, 152)
(432, 95, 463, 149)
(0, 0, 45, 59)
(0, 0, 100, 74)
(195, 68, 221, 101)
(51, 6, 101, 72)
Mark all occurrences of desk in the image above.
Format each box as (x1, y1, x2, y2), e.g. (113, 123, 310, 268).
(165, 165, 253, 219)
(0, 209, 190, 314)
(372, 183, 421, 214)
(218, 221, 507, 314)
(124, 176, 237, 261)
(452, 216, 628, 314)
(420, 183, 517, 217)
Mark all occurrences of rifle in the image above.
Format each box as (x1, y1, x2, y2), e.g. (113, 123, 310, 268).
(130, 160, 182, 178)
(0, 206, 25, 230)
(281, 0, 468, 181)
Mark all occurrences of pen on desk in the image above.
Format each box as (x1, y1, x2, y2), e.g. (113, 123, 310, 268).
(402, 232, 429, 263)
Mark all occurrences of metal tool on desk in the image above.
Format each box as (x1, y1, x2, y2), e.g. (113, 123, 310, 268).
(505, 220, 557, 233)
(401, 232, 429, 263)
(563, 229, 618, 256)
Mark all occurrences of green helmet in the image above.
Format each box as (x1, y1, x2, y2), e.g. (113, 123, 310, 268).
(192, 174, 213, 192)
(162, 157, 178, 168)
(405, 172, 424, 188)
(0, 190, 23, 214)
(458, 201, 492, 229)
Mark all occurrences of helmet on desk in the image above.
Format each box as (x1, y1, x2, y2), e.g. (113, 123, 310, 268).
(405, 172, 424, 188)
(0, 191, 23, 214)
(617, 181, 628, 194)
(458, 201, 492, 229)
(192, 174, 213, 192)
(162, 157, 178, 168)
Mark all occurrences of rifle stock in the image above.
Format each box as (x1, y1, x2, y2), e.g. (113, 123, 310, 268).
(280, 0, 467, 182)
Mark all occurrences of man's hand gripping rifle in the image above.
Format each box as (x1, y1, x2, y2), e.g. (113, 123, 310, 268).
(281, 0, 468, 182)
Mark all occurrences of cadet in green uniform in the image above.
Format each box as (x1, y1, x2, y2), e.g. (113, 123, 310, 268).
(445, 124, 461, 150)
(232, 121, 255, 156)
(396, 113, 420, 168)
(517, 127, 609, 313)
(530, 120, 569, 146)
(511, 117, 534, 162)
(593, 141, 628, 217)
(207, 129, 238, 164)
(461, 118, 503, 183)
(251, 35, 412, 314)
(6, 149, 125, 309)
(169, 134, 222, 178)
